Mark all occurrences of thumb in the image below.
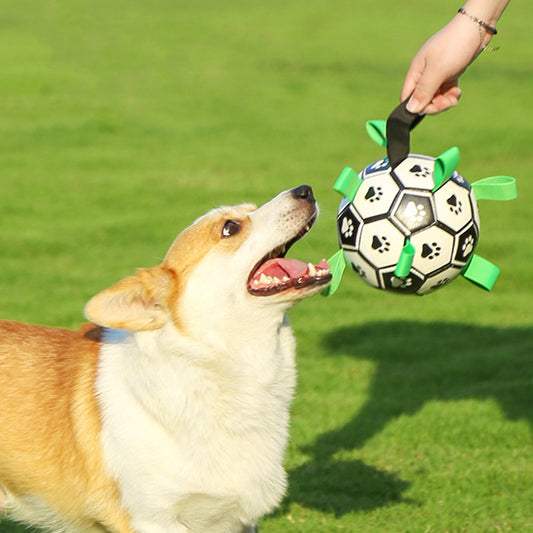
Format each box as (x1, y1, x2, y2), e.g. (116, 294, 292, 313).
(404, 53, 449, 114)
(405, 78, 441, 114)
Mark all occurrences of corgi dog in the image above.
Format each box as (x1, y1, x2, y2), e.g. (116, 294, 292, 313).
(0, 185, 331, 533)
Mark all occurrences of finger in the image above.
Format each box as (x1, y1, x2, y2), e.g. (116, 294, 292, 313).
(406, 68, 462, 114)
(406, 84, 438, 114)
(423, 87, 462, 115)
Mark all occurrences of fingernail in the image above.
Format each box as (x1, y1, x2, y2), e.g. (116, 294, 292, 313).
(406, 96, 421, 114)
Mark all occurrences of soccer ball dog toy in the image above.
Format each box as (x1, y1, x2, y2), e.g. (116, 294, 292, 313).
(325, 101, 517, 296)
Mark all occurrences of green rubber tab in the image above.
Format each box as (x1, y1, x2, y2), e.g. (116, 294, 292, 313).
(394, 239, 415, 278)
(433, 146, 460, 191)
(365, 120, 387, 147)
(321, 249, 347, 297)
(471, 176, 517, 201)
(333, 167, 362, 202)
(462, 254, 500, 291)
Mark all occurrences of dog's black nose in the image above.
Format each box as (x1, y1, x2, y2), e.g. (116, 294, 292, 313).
(291, 185, 315, 203)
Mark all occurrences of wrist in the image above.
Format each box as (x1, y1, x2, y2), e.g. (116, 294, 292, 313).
(458, 7, 498, 36)
(461, 0, 509, 28)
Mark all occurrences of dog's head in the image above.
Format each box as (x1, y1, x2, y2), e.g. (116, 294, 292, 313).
(85, 185, 331, 336)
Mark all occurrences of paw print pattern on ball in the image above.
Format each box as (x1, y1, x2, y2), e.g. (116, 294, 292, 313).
(430, 277, 452, 291)
(405, 201, 426, 224)
(364, 186, 383, 203)
(393, 193, 435, 233)
(447, 194, 463, 215)
(454, 224, 479, 264)
(410, 226, 455, 275)
(421, 242, 441, 260)
(358, 219, 405, 269)
(337, 204, 361, 249)
(351, 263, 366, 279)
(371, 235, 390, 254)
(341, 217, 354, 238)
(353, 173, 400, 220)
(409, 164, 431, 179)
(381, 268, 425, 294)
(392, 154, 435, 190)
(462, 235, 475, 256)
(363, 158, 390, 175)
(434, 180, 474, 233)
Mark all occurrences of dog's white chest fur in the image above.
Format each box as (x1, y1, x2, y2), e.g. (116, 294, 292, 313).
(96, 320, 296, 533)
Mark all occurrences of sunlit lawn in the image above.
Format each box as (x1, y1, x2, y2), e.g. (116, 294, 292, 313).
(1, 0, 531, 531)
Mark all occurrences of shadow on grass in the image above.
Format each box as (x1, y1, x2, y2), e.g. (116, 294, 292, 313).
(285, 457, 411, 517)
(285, 321, 532, 516)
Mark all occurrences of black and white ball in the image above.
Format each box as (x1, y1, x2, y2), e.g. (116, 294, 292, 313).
(337, 154, 480, 295)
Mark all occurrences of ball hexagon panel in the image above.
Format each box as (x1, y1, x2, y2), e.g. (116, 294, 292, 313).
(345, 252, 380, 289)
(434, 179, 474, 233)
(337, 203, 362, 250)
(362, 158, 390, 176)
(453, 222, 479, 265)
(392, 191, 435, 234)
(449, 170, 470, 189)
(380, 267, 425, 294)
(352, 173, 400, 220)
(392, 154, 435, 190)
(417, 266, 463, 295)
(358, 218, 406, 269)
(410, 225, 455, 276)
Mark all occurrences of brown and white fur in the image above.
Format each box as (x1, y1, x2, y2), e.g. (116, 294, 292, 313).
(0, 185, 331, 533)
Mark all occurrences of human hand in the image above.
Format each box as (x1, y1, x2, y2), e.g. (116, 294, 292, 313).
(401, 13, 491, 115)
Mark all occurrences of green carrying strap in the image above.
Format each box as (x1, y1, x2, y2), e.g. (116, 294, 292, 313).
(323, 166, 363, 296)
(322, 249, 348, 297)
(433, 146, 460, 190)
(365, 120, 387, 147)
(462, 254, 500, 291)
(334, 167, 362, 202)
(394, 240, 415, 278)
(459, 175, 517, 290)
(471, 176, 517, 200)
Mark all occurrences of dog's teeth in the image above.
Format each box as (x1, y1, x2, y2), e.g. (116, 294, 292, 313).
(259, 274, 274, 285)
(307, 263, 316, 277)
(282, 275, 290, 282)
(273, 277, 280, 284)
(305, 224, 311, 232)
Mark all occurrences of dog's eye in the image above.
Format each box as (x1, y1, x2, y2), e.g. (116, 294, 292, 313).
(221, 220, 241, 238)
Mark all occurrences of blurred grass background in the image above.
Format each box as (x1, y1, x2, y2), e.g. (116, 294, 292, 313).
(0, 0, 531, 531)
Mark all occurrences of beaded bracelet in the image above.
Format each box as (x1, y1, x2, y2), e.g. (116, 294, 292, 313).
(458, 7, 498, 35)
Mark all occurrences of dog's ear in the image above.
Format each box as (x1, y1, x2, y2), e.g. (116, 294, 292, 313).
(84, 267, 174, 331)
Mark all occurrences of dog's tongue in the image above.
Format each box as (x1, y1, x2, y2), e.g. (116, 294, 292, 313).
(249, 257, 331, 293)
(260, 258, 309, 280)
(250, 257, 330, 287)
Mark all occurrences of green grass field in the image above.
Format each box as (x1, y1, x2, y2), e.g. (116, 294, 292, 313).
(0, 0, 531, 531)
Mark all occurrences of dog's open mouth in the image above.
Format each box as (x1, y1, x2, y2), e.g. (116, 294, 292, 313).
(247, 220, 331, 296)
